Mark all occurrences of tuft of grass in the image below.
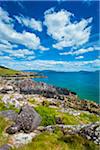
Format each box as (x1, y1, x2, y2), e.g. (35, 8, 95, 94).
(35, 106, 57, 126)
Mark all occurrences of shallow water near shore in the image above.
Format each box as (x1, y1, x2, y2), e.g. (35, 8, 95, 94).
(31, 71, 99, 103)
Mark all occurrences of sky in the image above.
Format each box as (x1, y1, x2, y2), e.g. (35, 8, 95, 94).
(0, 0, 99, 71)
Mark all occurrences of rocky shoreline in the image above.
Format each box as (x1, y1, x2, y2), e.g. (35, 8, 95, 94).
(0, 78, 100, 150)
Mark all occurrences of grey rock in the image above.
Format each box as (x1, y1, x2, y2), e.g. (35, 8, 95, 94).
(0, 144, 11, 150)
(6, 105, 41, 134)
(18, 79, 71, 100)
(0, 110, 18, 121)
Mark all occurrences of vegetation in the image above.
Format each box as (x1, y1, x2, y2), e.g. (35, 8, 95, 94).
(0, 116, 12, 146)
(0, 66, 20, 76)
(13, 131, 99, 150)
(35, 106, 100, 126)
(0, 100, 19, 112)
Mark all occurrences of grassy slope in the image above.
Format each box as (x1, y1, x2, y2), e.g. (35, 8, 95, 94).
(0, 66, 20, 76)
(13, 132, 99, 150)
(0, 98, 99, 150)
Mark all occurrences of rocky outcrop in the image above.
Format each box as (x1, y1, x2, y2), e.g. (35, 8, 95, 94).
(38, 122, 100, 144)
(18, 79, 73, 100)
(6, 105, 41, 134)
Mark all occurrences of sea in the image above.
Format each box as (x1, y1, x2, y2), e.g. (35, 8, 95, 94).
(27, 70, 99, 103)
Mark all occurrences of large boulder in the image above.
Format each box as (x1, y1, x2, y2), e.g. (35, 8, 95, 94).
(6, 105, 41, 134)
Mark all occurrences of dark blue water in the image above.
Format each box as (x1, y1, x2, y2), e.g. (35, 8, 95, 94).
(32, 71, 99, 103)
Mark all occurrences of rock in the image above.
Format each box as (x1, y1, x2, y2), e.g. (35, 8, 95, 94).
(6, 105, 41, 134)
(18, 79, 71, 99)
(2, 95, 22, 109)
(38, 122, 100, 145)
(6, 124, 21, 134)
(0, 110, 18, 121)
(0, 144, 11, 150)
(0, 86, 13, 94)
(79, 122, 100, 144)
(55, 117, 63, 124)
(9, 132, 38, 147)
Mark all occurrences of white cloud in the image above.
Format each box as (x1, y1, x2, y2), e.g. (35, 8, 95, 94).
(0, 58, 99, 72)
(60, 46, 100, 56)
(10, 49, 35, 58)
(44, 8, 92, 49)
(0, 7, 47, 53)
(75, 56, 84, 59)
(15, 15, 42, 32)
(39, 45, 49, 51)
(0, 7, 13, 24)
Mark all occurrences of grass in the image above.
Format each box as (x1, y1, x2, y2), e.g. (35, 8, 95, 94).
(0, 100, 19, 113)
(35, 106, 100, 126)
(0, 116, 12, 146)
(12, 131, 99, 150)
(0, 66, 20, 76)
(35, 106, 57, 126)
(79, 113, 100, 124)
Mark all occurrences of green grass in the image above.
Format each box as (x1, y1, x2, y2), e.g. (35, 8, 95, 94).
(35, 106, 100, 126)
(79, 113, 100, 124)
(0, 116, 12, 146)
(35, 106, 57, 126)
(0, 66, 20, 76)
(12, 131, 99, 150)
(0, 101, 19, 113)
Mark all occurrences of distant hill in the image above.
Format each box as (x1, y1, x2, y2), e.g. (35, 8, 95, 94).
(0, 66, 20, 76)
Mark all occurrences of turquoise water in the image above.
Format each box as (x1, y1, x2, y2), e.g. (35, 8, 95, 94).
(33, 71, 99, 103)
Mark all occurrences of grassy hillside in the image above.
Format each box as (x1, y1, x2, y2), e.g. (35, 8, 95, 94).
(0, 66, 20, 76)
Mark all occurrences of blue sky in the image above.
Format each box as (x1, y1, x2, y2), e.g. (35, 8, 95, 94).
(0, 0, 99, 71)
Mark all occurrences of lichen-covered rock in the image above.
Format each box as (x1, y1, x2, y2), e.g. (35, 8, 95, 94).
(0, 110, 18, 121)
(79, 122, 100, 144)
(0, 144, 11, 150)
(9, 132, 39, 147)
(6, 105, 41, 134)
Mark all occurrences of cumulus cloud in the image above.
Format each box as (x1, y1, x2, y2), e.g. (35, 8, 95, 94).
(15, 15, 42, 32)
(0, 6, 48, 54)
(0, 7, 13, 24)
(60, 46, 100, 56)
(44, 8, 92, 49)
